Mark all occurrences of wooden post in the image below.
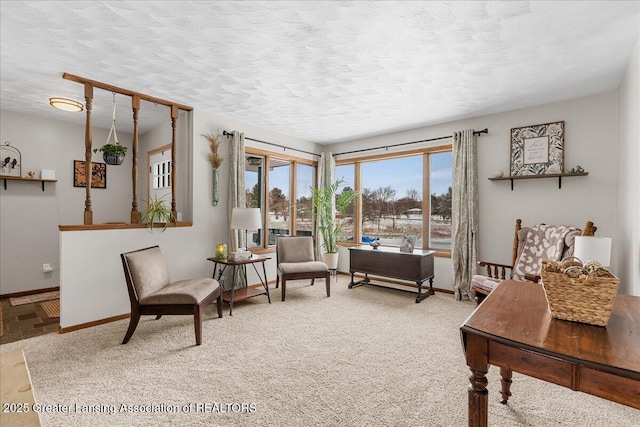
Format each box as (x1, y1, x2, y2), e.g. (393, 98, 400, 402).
(130, 95, 141, 223)
(83, 83, 94, 225)
(511, 218, 522, 266)
(170, 105, 178, 222)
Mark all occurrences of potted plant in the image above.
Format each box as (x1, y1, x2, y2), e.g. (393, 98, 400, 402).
(93, 143, 127, 165)
(141, 194, 175, 232)
(312, 179, 357, 269)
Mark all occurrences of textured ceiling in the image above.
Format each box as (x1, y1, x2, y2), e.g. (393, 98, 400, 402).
(1, 1, 639, 144)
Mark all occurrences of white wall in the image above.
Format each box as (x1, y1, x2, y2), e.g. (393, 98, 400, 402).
(58, 108, 322, 328)
(616, 38, 640, 296)
(327, 92, 620, 292)
(0, 110, 133, 294)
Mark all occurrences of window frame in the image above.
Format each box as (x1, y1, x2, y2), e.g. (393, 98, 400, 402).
(336, 144, 452, 258)
(245, 147, 317, 253)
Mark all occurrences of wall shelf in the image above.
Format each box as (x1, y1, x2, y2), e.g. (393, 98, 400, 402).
(1, 175, 57, 191)
(488, 172, 588, 190)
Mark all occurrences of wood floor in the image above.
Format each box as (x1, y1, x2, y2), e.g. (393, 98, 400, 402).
(0, 298, 59, 345)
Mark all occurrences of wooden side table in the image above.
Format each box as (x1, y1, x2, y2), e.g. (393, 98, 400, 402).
(207, 255, 271, 315)
(461, 280, 640, 426)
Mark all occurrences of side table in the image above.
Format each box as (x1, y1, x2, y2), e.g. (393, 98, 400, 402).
(207, 255, 271, 315)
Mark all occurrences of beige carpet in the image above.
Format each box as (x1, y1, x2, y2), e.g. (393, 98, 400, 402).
(0, 277, 637, 427)
(9, 291, 59, 307)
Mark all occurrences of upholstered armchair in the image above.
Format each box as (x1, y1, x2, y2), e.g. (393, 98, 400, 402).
(120, 246, 223, 345)
(276, 236, 330, 301)
(472, 219, 597, 304)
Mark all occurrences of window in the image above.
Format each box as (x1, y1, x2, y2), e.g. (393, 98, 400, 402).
(337, 146, 452, 252)
(428, 152, 452, 251)
(295, 164, 315, 236)
(268, 158, 291, 243)
(152, 159, 171, 189)
(361, 156, 423, 247)
(245, 155, 264, 248)
(335, 164, 355, 242)
(245, 149, 317, 250)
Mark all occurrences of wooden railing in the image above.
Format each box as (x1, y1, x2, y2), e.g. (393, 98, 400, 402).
(63, 73, 192, 225)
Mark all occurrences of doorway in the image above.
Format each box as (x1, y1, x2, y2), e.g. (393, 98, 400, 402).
(147, 144, 172, 207)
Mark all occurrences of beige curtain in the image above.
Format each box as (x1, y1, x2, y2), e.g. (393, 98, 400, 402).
(227, 131, 246, 288)
(315, 152, 335, 258)
(228, 131, 246, 252)
(452, 129, 478, 301)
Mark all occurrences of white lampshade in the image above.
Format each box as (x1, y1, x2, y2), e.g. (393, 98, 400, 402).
(230, 208, 262, 230)
(574, 236, 612, 267)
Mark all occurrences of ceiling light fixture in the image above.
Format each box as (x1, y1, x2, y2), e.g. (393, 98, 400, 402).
(49, 97, 84, 112)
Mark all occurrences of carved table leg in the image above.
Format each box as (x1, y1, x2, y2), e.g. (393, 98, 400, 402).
(499, 367, 512, 404)
(464, 333, 489, 427)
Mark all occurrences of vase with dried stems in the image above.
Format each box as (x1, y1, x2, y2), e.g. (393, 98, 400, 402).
(202, 133, 224, 206)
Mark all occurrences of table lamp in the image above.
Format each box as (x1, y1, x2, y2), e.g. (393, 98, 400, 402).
(574, 236, 612, 267)
(230, 208, 262, 253)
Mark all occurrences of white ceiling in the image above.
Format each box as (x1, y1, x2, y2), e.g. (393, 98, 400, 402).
(1, 1, 639, 144)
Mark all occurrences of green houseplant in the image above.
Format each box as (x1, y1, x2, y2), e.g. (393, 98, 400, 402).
(93, 143, 127, 165)
(312, 179, 357, 267)
(141, 195, 175, 232)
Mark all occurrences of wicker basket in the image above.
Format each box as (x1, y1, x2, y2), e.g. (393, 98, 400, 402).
(541, 258, 619, 326)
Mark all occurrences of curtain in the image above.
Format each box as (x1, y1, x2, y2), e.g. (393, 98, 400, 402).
(227, 131, 246, 288)
(452, 129, 478, 301)
(315, 151, 335, 257)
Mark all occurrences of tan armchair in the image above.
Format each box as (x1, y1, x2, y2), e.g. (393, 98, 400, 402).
(472, 219, 597, 304)
(120, 246, 222, 345)
(276, 236, 330, 301)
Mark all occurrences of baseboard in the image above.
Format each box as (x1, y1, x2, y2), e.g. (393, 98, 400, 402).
(59, 313, 130, 334)
(0, 286, 60, 299)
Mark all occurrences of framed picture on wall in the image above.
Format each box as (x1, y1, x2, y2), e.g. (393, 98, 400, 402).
(510, 121, 564, 176)
(399, 234, 417, 253)
(73, 160, 106, 189)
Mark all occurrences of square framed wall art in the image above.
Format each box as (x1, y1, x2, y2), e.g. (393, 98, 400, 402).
(73, 160, 106, 189)
(510, 121, 564, 176)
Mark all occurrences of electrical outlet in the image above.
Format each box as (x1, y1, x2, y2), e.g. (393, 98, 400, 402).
(43, 263, 52, 273)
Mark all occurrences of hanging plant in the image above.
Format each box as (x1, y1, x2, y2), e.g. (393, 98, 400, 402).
(95, 92, 126, 165)
(93, 143, 127, 165)
(202, 132, 224, 206)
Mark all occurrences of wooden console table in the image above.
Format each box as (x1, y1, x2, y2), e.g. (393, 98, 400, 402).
(460, 280, 640, 427)
(207, 255, 271, 316)
(348, 245, 435, 302)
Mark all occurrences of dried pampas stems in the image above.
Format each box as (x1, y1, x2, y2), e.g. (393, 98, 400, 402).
(202, 133, 224, 169)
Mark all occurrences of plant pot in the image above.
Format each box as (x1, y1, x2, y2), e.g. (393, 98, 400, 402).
(323, 252, 339, 270)
(103, 152, 124, 165)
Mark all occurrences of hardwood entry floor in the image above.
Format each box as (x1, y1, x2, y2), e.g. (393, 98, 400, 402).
(0, 298, 59, 345)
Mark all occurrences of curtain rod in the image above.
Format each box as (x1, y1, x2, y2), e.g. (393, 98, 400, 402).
(222, 130, 321, 158)
(333, 128, 488, 157)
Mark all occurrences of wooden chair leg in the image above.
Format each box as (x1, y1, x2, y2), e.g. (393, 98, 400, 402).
(275, 275, 279, 289)
(311, 278, 315, 286)
(216, 295, 223, 318)
(155, 315, 162, 320)
(194, 306, 202, 346)
(122, 313, 140, 344)
(325, 272, 331, 297)
(499, 367, 513, 404)
(281, 278, 287, 301)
